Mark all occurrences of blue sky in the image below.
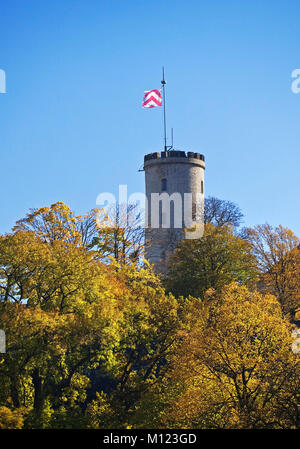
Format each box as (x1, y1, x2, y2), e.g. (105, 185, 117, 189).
(0, 0, 300, 235)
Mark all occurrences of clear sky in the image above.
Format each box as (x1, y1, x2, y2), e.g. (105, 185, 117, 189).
(0, 0, 300, 236)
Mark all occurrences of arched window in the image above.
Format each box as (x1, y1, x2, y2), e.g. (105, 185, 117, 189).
(161, 178, 167, 191)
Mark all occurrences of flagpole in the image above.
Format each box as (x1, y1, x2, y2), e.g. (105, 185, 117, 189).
(161, 67, 167, 151)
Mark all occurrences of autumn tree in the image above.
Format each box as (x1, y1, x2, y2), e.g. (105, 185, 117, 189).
(91, 202, 144, 264)
(13, 202, 82, 245)
(84, 263, 190, 428)
(0, 230, 110, 312)
(0, 203, 188, 429)
(0, 225, 125, 427)
(165, 223, 258, 298)
(0, 254, 188, 428)
(245, 223, 300, 320)
(1, 202, 299, 430)
(12, 201, 145, 264)
(158, 284, 300, 429)
(0, 406, 25, 429)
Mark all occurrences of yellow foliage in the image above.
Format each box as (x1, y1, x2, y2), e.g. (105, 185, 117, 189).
(161, 283, 300, 429)
(0, 406, 25, 429)
(246, 223, 300, 318)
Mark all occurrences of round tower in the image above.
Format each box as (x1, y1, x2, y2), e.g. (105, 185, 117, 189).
(144, 150, 205, 272)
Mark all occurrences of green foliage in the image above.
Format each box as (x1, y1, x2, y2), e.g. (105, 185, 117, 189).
(165, 223, 258, 298)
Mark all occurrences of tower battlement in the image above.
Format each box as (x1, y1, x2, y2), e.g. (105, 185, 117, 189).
(144, 150, 205, 163)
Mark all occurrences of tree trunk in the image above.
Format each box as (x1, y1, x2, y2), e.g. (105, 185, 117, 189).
(32, 368, 44, 420)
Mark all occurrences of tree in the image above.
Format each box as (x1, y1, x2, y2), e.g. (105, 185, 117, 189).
(0, 406, 25, 429)
(0, 252, 188, 428)
(12, 201, 146, 265)
(0, 203, 188, 429)
(13, 202, 82, 245)
(205, 196, 243, 229)
(0, 230, 110, 312)
(1, 202, 299, 430)
(244, 223, 300, 320)
(0, 227, 124, 427)
(91, 203, 144, 264)
(84, 264, 190, 428)
(77, 208, 99, 247)
(165, 223, 258, 298)
(160, 284, 300, 429)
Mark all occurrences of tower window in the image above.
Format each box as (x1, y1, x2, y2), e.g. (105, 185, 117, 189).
(161, 178, 167, 191)
(201, 180, 204, 194)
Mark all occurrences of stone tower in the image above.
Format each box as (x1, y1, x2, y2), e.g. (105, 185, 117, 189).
(144, 150, 205, 272)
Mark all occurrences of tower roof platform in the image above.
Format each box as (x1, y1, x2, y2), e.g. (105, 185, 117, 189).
(144, 150, 205, 169)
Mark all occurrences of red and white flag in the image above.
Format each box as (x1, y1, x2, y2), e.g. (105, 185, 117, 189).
(142, 89, 162, 108)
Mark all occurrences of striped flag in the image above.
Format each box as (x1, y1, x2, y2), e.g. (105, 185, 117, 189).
(142, 89, 162, 108)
